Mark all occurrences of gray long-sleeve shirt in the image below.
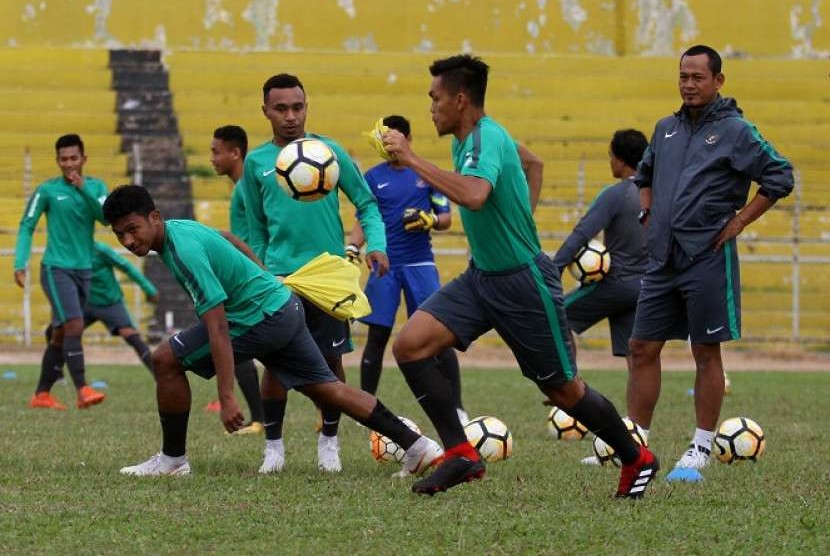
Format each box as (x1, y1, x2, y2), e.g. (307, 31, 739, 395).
(634, 96, 794, 268)
(552, 178, 647, 281)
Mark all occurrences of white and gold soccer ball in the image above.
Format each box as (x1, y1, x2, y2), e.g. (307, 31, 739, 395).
(275, 138, 340, 201)
(714, 417, 766, 464)
(592, 417, 647, 466)
(546, 406, 588, 441)
(464, 415, 513, 462)
(369, 416, 421, 463)
(568, 239, 611, 284)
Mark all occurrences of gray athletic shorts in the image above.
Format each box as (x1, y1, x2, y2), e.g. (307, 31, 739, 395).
(564, 275, 641, 357)
(169, 293, 336, 389)
(632, 239, 741, 344)
(40, 265, 91, 327)
(85, 302, 135, 335)
(298, 294, 353, 357)
(420, 253, 577, 386)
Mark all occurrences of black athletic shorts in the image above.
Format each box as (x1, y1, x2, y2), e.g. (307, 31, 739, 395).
(564, 275, 641, 356)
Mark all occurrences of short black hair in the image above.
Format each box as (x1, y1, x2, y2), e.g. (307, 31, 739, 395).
(681, 44, 722, 75)
(103, 185, 156, 223)
(382, 115, 411, 137)
(429, 54, 489, 108)
(55, 134, 84, 155)
(213, 125, 248, 159)
(610, 129, 649, 169)
(262, 74, 305, 103)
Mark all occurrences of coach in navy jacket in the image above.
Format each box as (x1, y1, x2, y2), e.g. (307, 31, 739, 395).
(627, 44, 793, 478)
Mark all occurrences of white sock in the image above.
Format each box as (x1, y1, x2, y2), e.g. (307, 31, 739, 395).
(161, 453, 186, 464)
(640, 427, 650, 442)
(265, 438, 284, 451)
(692, 428, 714, 451)
(456, 408, 469, 425)
(407, 436, 430, 453)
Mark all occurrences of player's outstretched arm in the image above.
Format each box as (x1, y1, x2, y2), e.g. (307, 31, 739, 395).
(383, 129, 491, 210)
(202, 305, 244, 433)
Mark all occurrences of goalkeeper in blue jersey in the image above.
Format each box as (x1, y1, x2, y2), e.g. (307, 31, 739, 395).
(347, 115, 465, 424)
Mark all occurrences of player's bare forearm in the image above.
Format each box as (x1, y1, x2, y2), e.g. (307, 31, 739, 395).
(202, 306, 244, 431)
(434, 212, 451, 231)
(405, 155, 491, 210)
(517, 143, 543, 213)
(219, 231, 265, 269)
(639, 186, 652, 210)
(347, 220, 366, 248)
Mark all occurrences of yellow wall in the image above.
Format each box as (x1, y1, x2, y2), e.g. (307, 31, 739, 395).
(0, 0, 827, 57)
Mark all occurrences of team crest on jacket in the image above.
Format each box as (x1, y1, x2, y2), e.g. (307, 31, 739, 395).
(705, 134, 720, 145)
(415, 179, 427, 188)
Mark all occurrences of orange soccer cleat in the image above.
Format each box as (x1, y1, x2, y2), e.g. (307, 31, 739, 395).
(77, 385, 105, 409)
(29, 391, 67, 410)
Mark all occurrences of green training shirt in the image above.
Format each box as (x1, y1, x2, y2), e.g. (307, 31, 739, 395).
(240, 133, 386, 276)
(452, 116, 541, 271)
(159, 220, 290, 329)
(229, 181, 249, 244)
(14, 176, 108, 271)
(89, 241, 158, 308)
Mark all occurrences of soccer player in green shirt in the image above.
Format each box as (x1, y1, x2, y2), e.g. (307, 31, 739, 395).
(15, 134, 108, 411)
(383, 54, 659, 498)
(206, 124, 265, 435)
(240, 74, 389, 473)
(43, 241, 158, 387)
(103, 185, 442, 477)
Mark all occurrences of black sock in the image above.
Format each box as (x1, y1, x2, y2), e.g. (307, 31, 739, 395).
(234, 360, 263, 423)
(399, 357, 467, 447)
(160, 410, 189, 457)
(565, 385, 640, 465)
(35, 344, 64, 393)
(360, 325, 391, 395)
(262, 398, 287, 440)
(364, 400, 420, 450)
(436, 347, 463, 410)
(62, 335, 86, 388)
(124, 333, 153, 374)
(320, 405, 341, 437)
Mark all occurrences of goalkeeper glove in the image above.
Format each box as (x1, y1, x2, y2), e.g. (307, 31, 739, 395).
(361, 118, 394, 161)
(345, 243, 362, 265)
(402, 208, 438, 233)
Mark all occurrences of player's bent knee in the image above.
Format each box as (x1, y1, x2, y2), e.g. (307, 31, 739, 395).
(150, 344, 180, 379)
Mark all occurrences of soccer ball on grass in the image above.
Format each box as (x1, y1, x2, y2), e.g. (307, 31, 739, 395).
(275, 138, 340, 201)
(369, 416, 421, 463)
(714, 417, 765, 463)
(546, 406, 588, 440)
(592, 417, 647, 466)
(464, 416, 513, 462)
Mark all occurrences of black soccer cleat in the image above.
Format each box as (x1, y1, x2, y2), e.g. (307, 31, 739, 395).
(616, 445, 660, 499)
(411, 456, 486, 496)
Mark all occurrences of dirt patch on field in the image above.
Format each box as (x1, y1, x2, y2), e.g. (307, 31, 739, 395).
(1, 342, 827, 371)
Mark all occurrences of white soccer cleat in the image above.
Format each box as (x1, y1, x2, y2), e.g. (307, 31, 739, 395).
(674, 443, 711, 470)
(119, 453, 191, 477)
(259, 441, 286, 474)
(580, 455, 601, 466)
(399, 436, 444, 477)
(317, 434, 342, 473)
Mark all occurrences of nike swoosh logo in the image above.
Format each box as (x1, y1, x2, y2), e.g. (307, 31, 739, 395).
(262, 168, 276, 177)
(56, 195, 69, 201)
(377, 182, 390, 189)
(706, 326, 725, 335)
(664, 131, 678, 138)
(263, 422, 277, 428)
(332, 338, 346, 347)
(172, 335, 185, 347)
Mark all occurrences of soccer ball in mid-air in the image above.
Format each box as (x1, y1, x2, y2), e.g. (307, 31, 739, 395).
(592, 417, 647, 466)
(546, 406, 588, 440)
(464, 416, 513, 462)
(714, 417, 766, 464)
(568, 239, 611, 284)
(369, 416, 421, 463)
(275, 138, 340, 201)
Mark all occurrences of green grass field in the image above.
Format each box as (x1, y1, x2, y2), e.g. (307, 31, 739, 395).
(0, 363, 827, 555)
